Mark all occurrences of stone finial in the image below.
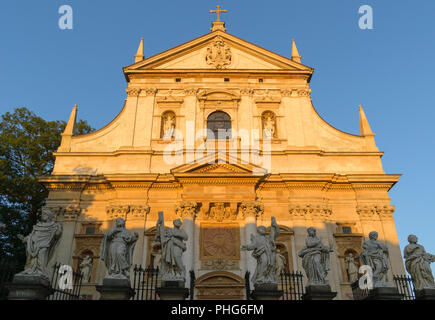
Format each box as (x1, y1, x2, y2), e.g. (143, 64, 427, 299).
(291, 39, 301, 63)
(358, 105, 374, 136)
(58, 104, 77, 152)
(134, 37, 144, 63)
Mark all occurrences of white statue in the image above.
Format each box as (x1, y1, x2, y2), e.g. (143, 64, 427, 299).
(17, 209, 62, 280)
(263, 115, 275, 138)
(79, 255, 93, 283)
(403, 234, 435, 290)
(100, 218, 138, 279)
(241, 217, 280, 285)
(275, 249, 287, 277)
(298, 227, 333, 286)
(162, 113, 175, 139)
(154, 212, 188, 282)
(345, 253, 359, 283)
(360, 231, 392, 288)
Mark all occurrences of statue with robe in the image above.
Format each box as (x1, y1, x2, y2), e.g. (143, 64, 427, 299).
(275, 249, 287, 277)
(345, 253, 359, 283)
(162, 113, 175, 140)
(360, 231, 392, 288)
(403, 234, 435, 290)
(154, 212, 188, 282)
(79, 255, 93, 283)
(298, 227, 333, 286)
(241, 217, 280, 285)
(100, 218, 138, 279)
(17, 209, 63, 280)
(263, 114, 275, 138)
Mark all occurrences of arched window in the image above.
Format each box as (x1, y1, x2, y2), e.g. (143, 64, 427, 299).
(207, 111, 231, 139)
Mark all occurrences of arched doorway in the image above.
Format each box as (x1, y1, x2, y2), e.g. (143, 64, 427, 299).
(195, 271, 245, 300)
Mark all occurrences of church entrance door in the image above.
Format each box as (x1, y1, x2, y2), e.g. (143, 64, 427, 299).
(194, 271, 245, 300)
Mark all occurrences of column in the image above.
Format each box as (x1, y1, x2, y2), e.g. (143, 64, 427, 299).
(175, 201, 198, 289)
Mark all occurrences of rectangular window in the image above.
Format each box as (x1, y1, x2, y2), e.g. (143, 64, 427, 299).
(342, 226, 352, 234)
(85, 226, 95, 234)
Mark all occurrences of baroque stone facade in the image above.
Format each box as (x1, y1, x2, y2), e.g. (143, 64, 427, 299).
(38, 18, 406, 299)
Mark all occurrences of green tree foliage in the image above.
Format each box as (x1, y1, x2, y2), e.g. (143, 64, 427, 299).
(0, 107, 94, 264)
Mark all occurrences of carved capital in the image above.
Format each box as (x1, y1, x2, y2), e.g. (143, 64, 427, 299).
(240, 89, 254, 96)
(106, 205, 130, 220)
(130, 205, 150, 218)
(240, 201, 264, 218)
(183, 88, 197, 96)
(144, 88, 157, 96)
(357, 204, 394, 221)
(175, 201, 199, 219)
(288, 203, 332, 220)
(126, 87, 141, 97)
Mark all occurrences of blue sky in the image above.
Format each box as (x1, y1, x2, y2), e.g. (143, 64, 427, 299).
(1, 1, 435, 268)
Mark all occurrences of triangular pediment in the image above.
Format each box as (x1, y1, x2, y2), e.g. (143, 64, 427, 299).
(124, 31, 312, 72)
(171, 152, 267, 175)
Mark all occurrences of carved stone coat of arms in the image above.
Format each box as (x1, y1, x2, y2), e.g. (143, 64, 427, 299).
(205, 36, 232, 69)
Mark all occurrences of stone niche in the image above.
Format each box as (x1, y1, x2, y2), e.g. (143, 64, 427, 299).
(200, 222, 240, 270)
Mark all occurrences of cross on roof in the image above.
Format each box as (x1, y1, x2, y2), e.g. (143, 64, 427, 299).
(209, 5, 227, 22)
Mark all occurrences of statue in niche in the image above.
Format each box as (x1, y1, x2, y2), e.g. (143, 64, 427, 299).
(154, 212, 188, 282)
(298, 227, 333, 286)
(275, 248, 287, 277)
(100, 217, 138, 279)
(162, 112, 175, 139)
(262, 112, 276, 138)
(79, 255, 93, 283)
(403, 234, 435, 290)
(345, 252, 359, 283)
(17, 209, 63, 280)
(241, 217, 280, 286)
(360, 231, 393, 288)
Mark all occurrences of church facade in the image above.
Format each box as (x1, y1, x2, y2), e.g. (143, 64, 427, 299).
(39, 18, 405, 300)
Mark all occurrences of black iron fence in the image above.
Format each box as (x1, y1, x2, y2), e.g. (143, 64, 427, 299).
(47, 262, 83, 300)
(0, 258, 22, 300)
(394, 275, 416, 300)
(351, 274, 416, 300)
(245, 271, 305, 300)
(279, 271, 305, 300)
(131, 265, 160, 300)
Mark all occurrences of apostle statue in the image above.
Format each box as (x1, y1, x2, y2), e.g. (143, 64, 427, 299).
(154, 211, 188, 282)
(360, 231, 392, 288)
(403, 234, 435, 290)
(241, 217, 280, 286)
(162, 113, 175, 140)
(263, 114, 275, 138)
(100, 218, 138, 279)
(275, 249, 287, 277)
(345, 253, 359, 283)
(298, 227, 333, 286)
(17, 209, 63, 280)
(79, 255, 93, 283)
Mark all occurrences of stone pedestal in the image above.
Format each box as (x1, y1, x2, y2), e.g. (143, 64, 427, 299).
(364, 287, 403, 300)
(96, 277, 135, 300)
(7, 274, 54, 300)
(415, 288, 435, 300)
(156, 281, 190, 300)
(250, 283, 283, 300)
(302, 285, 337, 300)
